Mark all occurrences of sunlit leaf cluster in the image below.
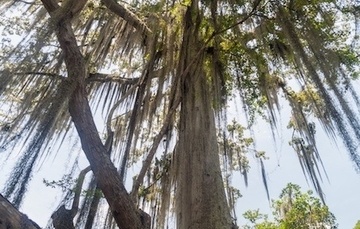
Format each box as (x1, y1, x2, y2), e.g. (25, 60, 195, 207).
(242, 183, 338, 229)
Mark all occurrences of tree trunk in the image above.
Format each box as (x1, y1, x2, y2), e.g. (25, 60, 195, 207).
(64, 31, 149, 229)
(174, 3, 232, 229)
(39, 1, 150, 228)
(0, 194, 41, 229)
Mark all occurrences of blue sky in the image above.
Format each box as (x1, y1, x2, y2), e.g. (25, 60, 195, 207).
(232, 106, 360, 228)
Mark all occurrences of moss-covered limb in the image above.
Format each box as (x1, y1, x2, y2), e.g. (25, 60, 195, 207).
(87, 73, 140, 84)
(0, 194, 41, 229)
(101, 0, 151, 35)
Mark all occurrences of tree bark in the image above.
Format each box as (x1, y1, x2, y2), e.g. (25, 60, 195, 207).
(101, 0, 151, 35)
(0, 194, 41, 229)
(63, 20, 148, 229)
(39, 1, 150, 228)
(51, 166, 91, 229)
(51, 205, 76, 229)
(174, 2, 232, 229)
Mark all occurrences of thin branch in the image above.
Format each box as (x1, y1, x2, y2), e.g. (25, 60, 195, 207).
(119, 36, 159, 181)
(213, 0, 262, 37)
(71, 166, 91, 215)
(51, 165, 91, 229)
(10, 71, 139, 84)
(87, 73, 139, 85)
(10, 71, 65, 81)
(141, 165, 169, 194)
(131, 96, 180, 200)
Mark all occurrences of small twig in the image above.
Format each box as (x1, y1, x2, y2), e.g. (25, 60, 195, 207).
(212, 0, 263, 37)
(140, 167, 168, 194)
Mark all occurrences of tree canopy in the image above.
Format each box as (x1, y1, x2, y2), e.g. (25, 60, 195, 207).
(242, 183, 338, 229)
(0, 0, 359, 228)
(354, 220, 360, 229)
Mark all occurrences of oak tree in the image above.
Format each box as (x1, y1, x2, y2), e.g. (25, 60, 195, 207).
(0, 0, 359, 228)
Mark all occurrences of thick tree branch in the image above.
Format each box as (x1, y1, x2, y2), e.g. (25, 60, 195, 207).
(41, 0, 88, 23)
(0, 194, 41, 229)
(101, 0, 151, 35)
(51, 166, 91, 229)
(52, 0, 88, 22)
(40, 0, 59, 13)
(68, 81, 149, 229)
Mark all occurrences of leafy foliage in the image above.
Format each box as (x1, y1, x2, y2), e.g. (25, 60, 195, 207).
(243, 183, 338, 229)
(354, 220, 360, 229)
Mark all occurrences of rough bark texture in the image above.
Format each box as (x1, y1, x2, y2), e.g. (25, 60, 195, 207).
(51, 205, 76, 229)
(39, 1, 150, 228)
(51, 166, 91, 229)
(0, 194, 41, 229)
(68, 88, 146, 229)
(62, 23, 148, 229)
(174, 3, 232, 229)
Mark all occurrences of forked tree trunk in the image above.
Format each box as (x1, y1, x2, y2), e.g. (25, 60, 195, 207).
(174, 3, 232, 229)
(39, 2, 150, 228)
(65, 36, 149, 229)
